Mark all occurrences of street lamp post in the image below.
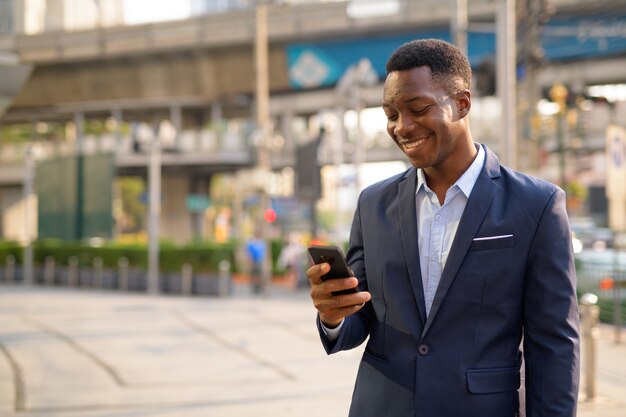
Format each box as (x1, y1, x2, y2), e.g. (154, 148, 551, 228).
(497, 0, 517, 169)
(255, 0, 272, 296)
(22, 144, 34, 285)
(147, 121, 161, 294)
(451, 0, 468, 56)
(550, 82, 569, 189)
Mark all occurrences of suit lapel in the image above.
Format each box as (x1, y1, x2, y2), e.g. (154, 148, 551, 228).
(398, 168, 427, 326)
(422, 145, 501, 337)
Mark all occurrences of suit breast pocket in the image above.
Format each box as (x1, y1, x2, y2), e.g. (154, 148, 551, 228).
(470, 234, 515, 251)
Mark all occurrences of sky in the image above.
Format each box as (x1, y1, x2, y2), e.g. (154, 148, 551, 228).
(123, 0, 191, 25)
(122, 1, 400, 24)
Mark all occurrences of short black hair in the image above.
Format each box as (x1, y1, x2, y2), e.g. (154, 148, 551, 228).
(386, 38, 472, 94)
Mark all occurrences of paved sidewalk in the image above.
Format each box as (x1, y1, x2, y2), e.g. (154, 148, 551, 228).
(0, 284, 360, 417)
(0, 284, 624, 417)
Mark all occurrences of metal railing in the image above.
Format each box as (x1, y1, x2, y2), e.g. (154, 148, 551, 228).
(575, 254, 625, 343)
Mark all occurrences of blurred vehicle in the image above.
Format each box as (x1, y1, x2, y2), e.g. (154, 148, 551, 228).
(570, 217, 614, 252)
(575, 248, 626, 293)
(575, 247, 626, 324)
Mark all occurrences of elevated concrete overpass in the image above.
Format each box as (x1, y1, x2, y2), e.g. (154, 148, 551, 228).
(3, 0, 624, 122)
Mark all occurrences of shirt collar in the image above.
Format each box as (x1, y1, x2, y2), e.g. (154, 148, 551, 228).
(416, 143, 485, 197)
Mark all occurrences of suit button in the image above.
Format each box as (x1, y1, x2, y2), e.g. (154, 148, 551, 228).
(418, 344, 430, 356)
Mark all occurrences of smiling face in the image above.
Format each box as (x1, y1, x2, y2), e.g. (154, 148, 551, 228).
(382, 66, 473, 174)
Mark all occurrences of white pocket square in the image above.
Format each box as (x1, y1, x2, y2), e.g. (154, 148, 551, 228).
(472, 234, 514, 241)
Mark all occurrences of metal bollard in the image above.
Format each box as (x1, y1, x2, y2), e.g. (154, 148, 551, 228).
(92, 257, 103, 288)
(5, 255, 15, 283)
(44, 256, 55, 286)
(218, 260, 231, 296)
(580, 293, 600, 401)
(181, 263, 193, 296)
(614, 272, 623, 344)
(118, 257, 129, 291)
(68, 256, 79, 287)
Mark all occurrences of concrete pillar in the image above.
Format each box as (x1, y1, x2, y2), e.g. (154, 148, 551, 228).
(281, 111, 295, 155)
(451, 0, 468, 56)
(111, 108, 123, 153)
(194, 108, 207, 151)
(497, 0, 517, 169)
(45, 0, 65, 32)
(11, 0, 26, 34)
(170, 104, 182, 150)
(211, 102, 223, 149)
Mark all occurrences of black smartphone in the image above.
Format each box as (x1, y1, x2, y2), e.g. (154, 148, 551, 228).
(307, 245, 358, 295)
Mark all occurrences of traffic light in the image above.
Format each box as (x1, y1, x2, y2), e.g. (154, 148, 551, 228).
(263, 208, 277, 223)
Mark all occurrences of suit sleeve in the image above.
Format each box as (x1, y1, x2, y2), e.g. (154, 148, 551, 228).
(317, 192, 375, 354)
(523, 188, 580, 417)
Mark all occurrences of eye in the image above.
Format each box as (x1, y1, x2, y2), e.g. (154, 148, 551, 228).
(385, 112, 398, 122)
(411, 106, 430, 115)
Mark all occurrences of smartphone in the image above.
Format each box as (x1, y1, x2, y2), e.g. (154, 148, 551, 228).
(307, 245, 358, 295)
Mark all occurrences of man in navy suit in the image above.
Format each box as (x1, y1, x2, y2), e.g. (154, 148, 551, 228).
(306, 39, 579, 417)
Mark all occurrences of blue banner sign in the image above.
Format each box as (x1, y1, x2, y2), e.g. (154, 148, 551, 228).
(286, 14, 626, 90)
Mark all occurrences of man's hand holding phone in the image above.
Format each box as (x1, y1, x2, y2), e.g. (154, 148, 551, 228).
(306, 246, 371, 329)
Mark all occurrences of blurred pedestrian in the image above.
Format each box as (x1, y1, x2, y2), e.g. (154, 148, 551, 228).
(306, 39, 579, 417)
(245, 232, 266, 294)
(278, 232, 307, 289)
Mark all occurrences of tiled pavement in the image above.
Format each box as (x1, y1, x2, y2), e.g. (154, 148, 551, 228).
(0, 284, 623, 417)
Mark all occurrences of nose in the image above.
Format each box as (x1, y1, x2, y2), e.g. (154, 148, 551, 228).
(393, 114, 415, 138)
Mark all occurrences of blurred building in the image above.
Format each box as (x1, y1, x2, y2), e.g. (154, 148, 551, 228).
(0, 0, 625, 243)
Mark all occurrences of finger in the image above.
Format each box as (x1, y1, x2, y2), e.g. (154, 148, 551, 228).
(315, 290, 371, 311)
(306, 263, 330, 285)
(322, 277, 359, 294)
(332, 290, 371, 307)
(320, 300, 370, 324)
(309, 278, 352, 300)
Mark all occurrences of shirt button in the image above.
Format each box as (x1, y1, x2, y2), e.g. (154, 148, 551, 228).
(418, 344, 430, 356)
(435, 214, 442, 220)
(431, 255, 438, 261)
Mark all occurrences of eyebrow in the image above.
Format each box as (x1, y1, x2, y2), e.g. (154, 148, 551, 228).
(382, 95, 432, 108)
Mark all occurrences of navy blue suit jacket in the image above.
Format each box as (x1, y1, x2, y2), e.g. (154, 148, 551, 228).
(318, 145, 579, 417)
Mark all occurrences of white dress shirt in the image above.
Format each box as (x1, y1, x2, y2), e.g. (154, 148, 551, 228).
(416, 144, 484, 315)
(322, 144, 485, 338)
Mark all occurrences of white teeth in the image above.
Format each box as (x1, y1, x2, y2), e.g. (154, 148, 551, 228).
(400, 137, 426, 150)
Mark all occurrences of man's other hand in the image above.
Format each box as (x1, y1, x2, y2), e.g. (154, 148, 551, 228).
(306, 263, 371, 328)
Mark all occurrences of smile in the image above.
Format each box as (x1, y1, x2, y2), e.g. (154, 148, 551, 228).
(399, 136, 429, 151)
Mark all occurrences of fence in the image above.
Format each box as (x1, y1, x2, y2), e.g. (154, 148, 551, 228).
(575, 252, 625, 342)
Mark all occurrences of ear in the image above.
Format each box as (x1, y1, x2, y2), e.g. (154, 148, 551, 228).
(456, 89, 471, 119)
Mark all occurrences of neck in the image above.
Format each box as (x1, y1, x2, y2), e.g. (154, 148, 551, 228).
(423, 140, 478, 203)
